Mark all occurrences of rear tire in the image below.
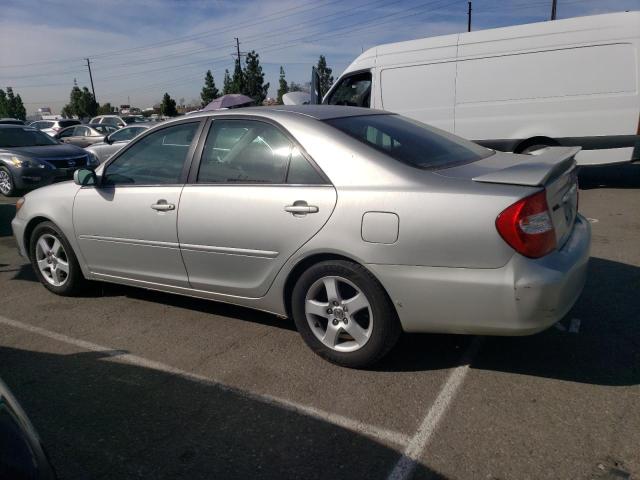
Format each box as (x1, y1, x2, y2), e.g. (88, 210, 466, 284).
(29, 221, 86, 296)
(292, 260, 401, 368)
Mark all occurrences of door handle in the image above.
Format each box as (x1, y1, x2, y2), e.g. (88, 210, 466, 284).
(151, 200, 175, 211)
(285, 201, 319, 215)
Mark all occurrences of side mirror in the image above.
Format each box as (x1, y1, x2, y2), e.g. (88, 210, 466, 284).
(104, 134, 113, 145)
(74, 168, 98, 186)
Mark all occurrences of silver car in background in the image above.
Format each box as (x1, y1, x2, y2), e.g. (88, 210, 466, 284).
(11, 106, 590, 367)
(85, 125, 150, 163)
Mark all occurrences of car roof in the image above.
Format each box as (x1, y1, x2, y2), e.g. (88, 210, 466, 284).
(246, 105, 388, 120)
(0, 124, 29, 129)
(185, 105, 389, 121)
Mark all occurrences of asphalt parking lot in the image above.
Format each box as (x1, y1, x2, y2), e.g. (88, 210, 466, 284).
(0, 164, 638, 480)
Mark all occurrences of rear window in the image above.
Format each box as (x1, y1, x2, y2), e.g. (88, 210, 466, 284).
(59, 120, 80, 128)
(324, 114, 493, 170)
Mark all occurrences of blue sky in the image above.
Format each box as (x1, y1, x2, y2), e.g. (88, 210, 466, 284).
(1, 0, 638, 114)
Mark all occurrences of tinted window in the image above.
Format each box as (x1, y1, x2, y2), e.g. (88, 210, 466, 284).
(326, 72, 372, 107)
(90, 117, 101, 124)
(325, 114, 493, 170)
(73, 126, 89, 136)
(198, 120, 323, 184)
(102, 117, 120, 126)
(104, 122, 199, 186)
(59, 120, 80, 128)
(0, 127, 58, 147)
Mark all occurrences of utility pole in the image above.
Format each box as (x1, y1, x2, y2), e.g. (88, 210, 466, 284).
(232, 37, 247, 92)
(551, 0, 557, 20)
(85, 58, 96, 102)
(467, 1, 472, 32)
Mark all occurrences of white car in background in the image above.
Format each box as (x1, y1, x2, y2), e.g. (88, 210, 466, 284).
(84, 125, 150, 163)
(29, 119, 81, 137)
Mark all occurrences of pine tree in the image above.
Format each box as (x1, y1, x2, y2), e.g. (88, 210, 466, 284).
(277, 66, 289, 104)
(0, 89, 8, 117)
(200, 70, 219, 107)
(161, 93, 178, 117)
(1, 87, 26, 120)
(317, 55, 334, 97)
(232, 59, 244, 94)
(242, 51, 269, 105)
(222, 69, 233, 95)
(13, 94, 26, 120)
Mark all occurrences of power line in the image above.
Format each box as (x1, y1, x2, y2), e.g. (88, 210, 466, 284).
(0, 0, 342, 69)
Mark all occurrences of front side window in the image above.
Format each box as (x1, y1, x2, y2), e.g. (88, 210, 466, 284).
(57, 127, 75, 138)
(104, 122, 199, 186)
(90, 117, 101, 124)
(197, 119, 324, 184)
(325, 114, 493, 170)
(326, 72, 372, 108)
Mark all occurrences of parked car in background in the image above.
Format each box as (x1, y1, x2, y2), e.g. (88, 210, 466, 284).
(29, 119, 81, 137)
(89, 115, 149, 128)
(319, 11, 640, 165)
(0, 125, 99, 196)
(54, 124, 117, 148)
(0, 378, 57, 479)
(0, 118, 25, 125)
(12, 106, 590, 367)
(85, 124, 150, 163)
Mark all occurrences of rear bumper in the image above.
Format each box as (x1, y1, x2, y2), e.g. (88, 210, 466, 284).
(367, 214, 591, 335)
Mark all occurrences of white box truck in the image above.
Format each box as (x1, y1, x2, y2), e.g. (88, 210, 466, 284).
(317, 11, 640, 165)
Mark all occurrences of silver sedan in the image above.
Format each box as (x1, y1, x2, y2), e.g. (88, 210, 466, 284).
(11, 106, 590, 367)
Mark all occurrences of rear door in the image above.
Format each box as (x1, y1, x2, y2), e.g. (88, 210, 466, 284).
(178, 117, 337, 297)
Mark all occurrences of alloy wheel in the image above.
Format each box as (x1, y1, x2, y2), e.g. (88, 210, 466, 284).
(304, 276, 373, 352)
(35, 233, 70, 287)
(0, 170, 12, 195)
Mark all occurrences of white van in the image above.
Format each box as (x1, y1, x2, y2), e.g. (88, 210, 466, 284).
(319, 11, 640, 165)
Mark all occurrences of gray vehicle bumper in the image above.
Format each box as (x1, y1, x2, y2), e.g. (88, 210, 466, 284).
(367, 214, 591, 335)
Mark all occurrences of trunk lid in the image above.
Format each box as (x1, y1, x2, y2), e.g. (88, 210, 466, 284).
(436, 147, 580, 248)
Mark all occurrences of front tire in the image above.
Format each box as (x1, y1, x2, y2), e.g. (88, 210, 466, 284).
(29, 221, 86, 296)
(0, 166, 17, 197)
(292, 260, 401, 368)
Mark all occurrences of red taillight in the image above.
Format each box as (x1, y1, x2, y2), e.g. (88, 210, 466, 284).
(496, 190, 556, 258)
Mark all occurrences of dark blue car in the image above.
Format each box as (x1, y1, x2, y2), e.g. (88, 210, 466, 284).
(0, 125, 99, 196)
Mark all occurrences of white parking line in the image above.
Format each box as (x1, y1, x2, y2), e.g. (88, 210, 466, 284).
(0, 314, 409, 447)
(387, 338, 483, 480)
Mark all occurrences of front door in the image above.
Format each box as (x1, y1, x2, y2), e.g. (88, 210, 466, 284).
(74, 120, 202, 286)
(178, 118, 337, 297)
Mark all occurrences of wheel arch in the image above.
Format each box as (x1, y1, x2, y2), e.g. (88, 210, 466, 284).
(514, 136, 559, 153)
(23, 216, 53, 257)
(282, 252, 399, 323)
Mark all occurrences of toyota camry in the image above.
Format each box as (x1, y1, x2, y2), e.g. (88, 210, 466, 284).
(11, 106, 590, 367)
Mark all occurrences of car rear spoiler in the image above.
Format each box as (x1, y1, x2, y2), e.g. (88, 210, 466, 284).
(472, 147, 581, 187)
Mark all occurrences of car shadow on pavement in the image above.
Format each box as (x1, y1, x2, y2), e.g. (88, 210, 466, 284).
(578, 162, 640, 189)
(0, 204, 15, 237)
(0, 346, 445, 480)
(377, 256, 640, 387)
(9, 256, 639, 386)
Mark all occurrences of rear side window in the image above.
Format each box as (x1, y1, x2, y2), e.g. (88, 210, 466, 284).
(326, 72, 371, 108)
(325, 114, 493, 170)
(197, 119, 325, 184)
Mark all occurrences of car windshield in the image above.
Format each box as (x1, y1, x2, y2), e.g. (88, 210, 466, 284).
(0, 127, 59, 147)
(324, 114, 494, 170)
